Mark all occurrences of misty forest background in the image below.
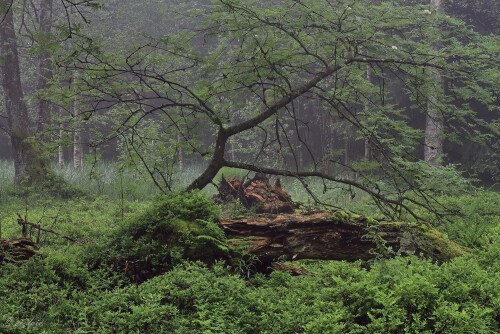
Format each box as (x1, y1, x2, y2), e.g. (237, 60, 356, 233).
(0, 0, 499, 333)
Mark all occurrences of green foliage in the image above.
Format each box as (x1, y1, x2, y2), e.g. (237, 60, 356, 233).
(1, 181, 499, 333)
(3, 253, 500, 333)
(89, 190, 227, 280)
(408, 190, 500, 248)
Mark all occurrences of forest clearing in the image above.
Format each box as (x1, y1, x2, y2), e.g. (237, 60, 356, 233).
(1, 0, 499, 333)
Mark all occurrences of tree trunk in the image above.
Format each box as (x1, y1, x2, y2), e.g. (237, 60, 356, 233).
(73, 77, 83, 168)
(424, 68, 444, 164)
(214, 173, 297, 214)
(35, 0, 54, 135)
(424, 0, 444, 165)
(0, 0, 49, 184)
(177, 131, 183, 171)
(364, 64, 372, 160)
(57, 107, 64, 168)
(220, 211, 467, 266)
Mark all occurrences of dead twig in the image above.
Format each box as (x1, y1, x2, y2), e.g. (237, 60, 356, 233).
(17, 213, 84, 245)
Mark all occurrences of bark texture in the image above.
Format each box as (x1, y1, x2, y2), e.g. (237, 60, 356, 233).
(214, 173, 296, 214)
(35, 0, 54, 134)
(220, 210, 467, 265)
(0, 0, 49, 184)
(424, 0, 444, 165)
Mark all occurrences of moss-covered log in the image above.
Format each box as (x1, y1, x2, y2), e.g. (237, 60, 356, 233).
(220, 210, 468, 265)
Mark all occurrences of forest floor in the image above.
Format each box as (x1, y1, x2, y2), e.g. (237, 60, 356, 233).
(1, 160, 500, 333)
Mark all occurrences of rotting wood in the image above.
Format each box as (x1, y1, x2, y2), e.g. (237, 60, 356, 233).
(214, 172, 297, 214)
(220, 210, 468, 266)
(0, 238, 38, 264)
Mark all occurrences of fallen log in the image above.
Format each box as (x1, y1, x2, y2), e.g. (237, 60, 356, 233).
(0, 238, 38, 264)
(220, 210, 468, 265)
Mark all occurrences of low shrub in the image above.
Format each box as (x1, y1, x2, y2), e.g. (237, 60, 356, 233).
(88, 190, 228, 281)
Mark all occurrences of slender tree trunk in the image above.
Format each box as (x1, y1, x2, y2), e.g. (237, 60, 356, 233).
(230, 138, 236, 162)
(57, 107, 64, 169)
(35, 0, 54, 134)
(320, 114, 328, 171)
(177, 131, 183, 171)
(364, 64, 372, 160)
(424, 0, 444, 165)
(298, 144, 303, 170)
(87, 128, 94, 157)
(73, 75, 83, 168)
(0, 0, 48, 184)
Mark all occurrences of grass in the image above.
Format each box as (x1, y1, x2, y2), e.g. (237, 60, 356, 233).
(1, 159, 372, 207)
(2, 159, 498, 245)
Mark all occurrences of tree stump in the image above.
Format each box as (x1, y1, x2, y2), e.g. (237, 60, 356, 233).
(214, 173, 296, 214)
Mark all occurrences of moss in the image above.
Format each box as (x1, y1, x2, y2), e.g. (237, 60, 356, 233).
(325, 208, 468, 262)
(394, 223, 468, 262)
(329, 210, 350, 222)
(329, 210, 381, 226)
(420, 229, 469, 261)
(364, 217, 379, 225)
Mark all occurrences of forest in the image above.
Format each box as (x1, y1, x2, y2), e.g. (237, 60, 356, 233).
(0, 0, 499, 332)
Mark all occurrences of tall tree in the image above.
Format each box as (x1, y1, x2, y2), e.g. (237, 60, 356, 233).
(35, 0, 54, 134)
(0, 0, 49, 184)
(73, 78, 84, 169)
(424, 0, 444, 165)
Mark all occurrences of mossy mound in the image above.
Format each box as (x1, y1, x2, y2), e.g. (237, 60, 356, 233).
(99, 191, 228, 282)
(390, 222, 469, 262)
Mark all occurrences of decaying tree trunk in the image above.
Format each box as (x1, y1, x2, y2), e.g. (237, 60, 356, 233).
(0, 238, 38, 264)
(220, 210, 468, 266)
(214, 173, 297, 214)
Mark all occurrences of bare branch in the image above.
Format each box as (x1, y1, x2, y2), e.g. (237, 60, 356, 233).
(17, 213, 84, 245)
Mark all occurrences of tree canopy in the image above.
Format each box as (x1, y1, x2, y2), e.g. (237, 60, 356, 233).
(1, 0, 499, 221)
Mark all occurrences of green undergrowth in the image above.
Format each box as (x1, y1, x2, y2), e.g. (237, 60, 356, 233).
(83, 190, 230, 282)
(1, 251, 500, 333)
(406, 190, 500, 249)
(1, 163, 500, 333)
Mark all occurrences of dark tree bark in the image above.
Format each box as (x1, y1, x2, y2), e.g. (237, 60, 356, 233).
(220, 211, 467, 266)
(0, 0, 49, 184)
